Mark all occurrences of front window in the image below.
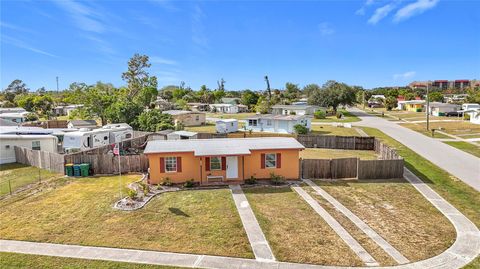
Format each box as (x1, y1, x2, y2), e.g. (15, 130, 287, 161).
(265, 153, 276, 168)
(266, 119, 272, 126)
(165, 157, 177, 172)
(210, 157, 221, 170)
(248, 119, 258, 126)
(32, 141, 41, 150)
(196, 115, 199, 121)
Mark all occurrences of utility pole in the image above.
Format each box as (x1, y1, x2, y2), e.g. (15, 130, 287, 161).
(56, 76, 59, 94)
(363, 90, 366, 110)
(426, 82, 430, 131)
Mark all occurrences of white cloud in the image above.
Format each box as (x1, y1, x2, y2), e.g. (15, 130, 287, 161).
(368, 3, 396, 24)
(53, 0, 106, 33)
(393, 71, 416, 80)
(2, 35, 57, 58)
(191, 4, 208, 49)
(318, 22, 335, 36)
(150, 57, 178, 65)
(355, 0, 377, 16)
(394, 0, 439, 22)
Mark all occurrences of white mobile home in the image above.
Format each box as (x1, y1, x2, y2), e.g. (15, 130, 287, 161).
(216, 119, 238, 133)
(0, 112, 30, 123)
(63, 129, 111, 152)
(0, 134, 58, 164)
(209, 104, 239, 114)
(271, 105, 321, 116)
(166, 131, 198, 140)
(101, 123, 133, 143)
(428, 103, 460, 116)
(245, 114, 311, 134)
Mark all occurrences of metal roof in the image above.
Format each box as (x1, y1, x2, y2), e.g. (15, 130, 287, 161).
(246, 114, 307, 121)
(163, 110, 203, 116)
(144, 137, 305, 156)
(271, 104, 317, 110)
(168, 131, 198, 137)
(216, 119, 237, 123)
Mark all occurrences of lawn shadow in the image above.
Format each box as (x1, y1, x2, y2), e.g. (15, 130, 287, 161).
(168, 207, 190, 217)
(242, 185, 293, 194)
(0, 163, 29, 172)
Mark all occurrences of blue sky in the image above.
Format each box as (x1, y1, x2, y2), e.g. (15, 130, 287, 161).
(1, 0, 479, 91)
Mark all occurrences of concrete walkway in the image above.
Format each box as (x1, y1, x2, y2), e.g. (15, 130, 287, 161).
(348, 107, 480, 191)
(1, 173, 479, 268)
(292, 186, 379, 266)
(303, 179, 409, 265)
(229, 185, 275, 262)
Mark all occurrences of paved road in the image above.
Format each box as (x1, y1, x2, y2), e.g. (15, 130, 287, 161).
(348, 107, 480, 192)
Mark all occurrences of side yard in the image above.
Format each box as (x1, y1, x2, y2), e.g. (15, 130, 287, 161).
(359, 127, 480, 269)
(0, 175, 253, 259)
(0, 163, 63, 196)
(312, 109, 360, 123)
(300, 148, 377, 160)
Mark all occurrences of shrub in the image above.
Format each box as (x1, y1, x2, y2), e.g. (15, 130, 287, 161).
(293, 124, 308, 135)
(314, 110, 326, 119)
(183, 179, 195, 188)
(289, 111, 296, 115)
(25, 112, 38, 121)
(127, 189, 137, 199)
(270, 173, 285, 185)
(464, 113, 470, 120)
(245, 176, 257, 185)
(336, 111, 344, 119)
(138, 182, 149, 195)
(159, 177, 172, 186)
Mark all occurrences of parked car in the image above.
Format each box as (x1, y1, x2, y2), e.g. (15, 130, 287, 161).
(445, 111, 461, 117)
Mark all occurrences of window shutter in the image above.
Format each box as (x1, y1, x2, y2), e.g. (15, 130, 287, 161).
(276, 153, 281, 168)
(205, 157, 210, 171)
(160, 157, 165, 173)
(261, 153, 265, 169)
(221, 157, 226, 170)
(177, 157, 182, 172)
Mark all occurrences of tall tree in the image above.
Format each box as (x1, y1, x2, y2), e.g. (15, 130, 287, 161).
(3, 79, 29, 102)
(240, 90, 260, 109)
(121, 54, 157, 98)
(302, 84, 321, 98)
(284, 82, 301, 101)
(308, 80, 357, 112)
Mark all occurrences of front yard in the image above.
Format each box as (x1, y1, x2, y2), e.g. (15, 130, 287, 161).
(0, 175, 253, 258)
(310, 125, 362, 136)
(309, 180, 456, 262)
(311, 109, 360, 123)
(243, 186, 363, 266)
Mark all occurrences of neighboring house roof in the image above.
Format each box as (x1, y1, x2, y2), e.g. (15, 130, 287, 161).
(429, 102, 459, 108)
(0, 126, 53, 135)
(216, 119, 237, 123)
(221, 97, 240, 104)
(0, 107, 26, 114)
(163, 110, 202, 116)
(271, 104, 318, 110)
(210, 103, 236, 107)
(68, 120, 97, 127)
(144, 137, 305, 156)
(168, 131, 198, 137)
(0, 112, 29, 118)
(246, 114, 307, 121)
(399, 100, 425, 105)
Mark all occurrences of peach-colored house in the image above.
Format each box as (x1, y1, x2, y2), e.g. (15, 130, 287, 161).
(144, 137, 305, 184)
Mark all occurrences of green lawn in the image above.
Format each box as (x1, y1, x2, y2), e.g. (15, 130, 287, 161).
(310, 125, 362, 136)
(0, 252, 184, 269)
(0, 175, 253, 259)
(206, 112, 256, 120)
(244, 186, 363, 266)
(443, 141, 480, 158)
(359, 127, 480, 269)
(300, 148, 377, 160)
(0, 163, 64, 196)
(312, 109, 360, 123)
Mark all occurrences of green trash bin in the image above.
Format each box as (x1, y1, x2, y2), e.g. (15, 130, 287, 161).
(80, 163, 90, 177)
(65, 164, 74, 176)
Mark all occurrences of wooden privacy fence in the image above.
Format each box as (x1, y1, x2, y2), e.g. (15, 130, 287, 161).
(296, 135, 375, 150)
(14, 146, 65, 174)
(374, 139, 401, 160)
(64, 154, 148, 174)
(301, 157, 403, 179)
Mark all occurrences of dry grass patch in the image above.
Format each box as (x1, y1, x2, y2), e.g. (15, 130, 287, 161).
(313, 179, 456, 262)
(304, 186, 396, 266)
(311, 125, 362, 136)
(243, 186, 363, 266)
(300, 148, 377, 160)
(0, 175, 253, 258)
(401, 121, 480, 137)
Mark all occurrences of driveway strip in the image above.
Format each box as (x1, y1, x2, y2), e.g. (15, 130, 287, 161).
(229, 184, 275, 262)
(291, 186, 379, 266)
(303, 179, 410, 264)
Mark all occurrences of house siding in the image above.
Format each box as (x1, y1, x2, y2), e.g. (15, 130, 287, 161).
(147, 148, 300, 184)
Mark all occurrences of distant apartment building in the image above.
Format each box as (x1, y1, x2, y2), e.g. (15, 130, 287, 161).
(409, 79, 477, 90)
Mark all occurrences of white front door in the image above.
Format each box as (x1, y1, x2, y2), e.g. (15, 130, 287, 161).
(226, 156, 238, 179)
